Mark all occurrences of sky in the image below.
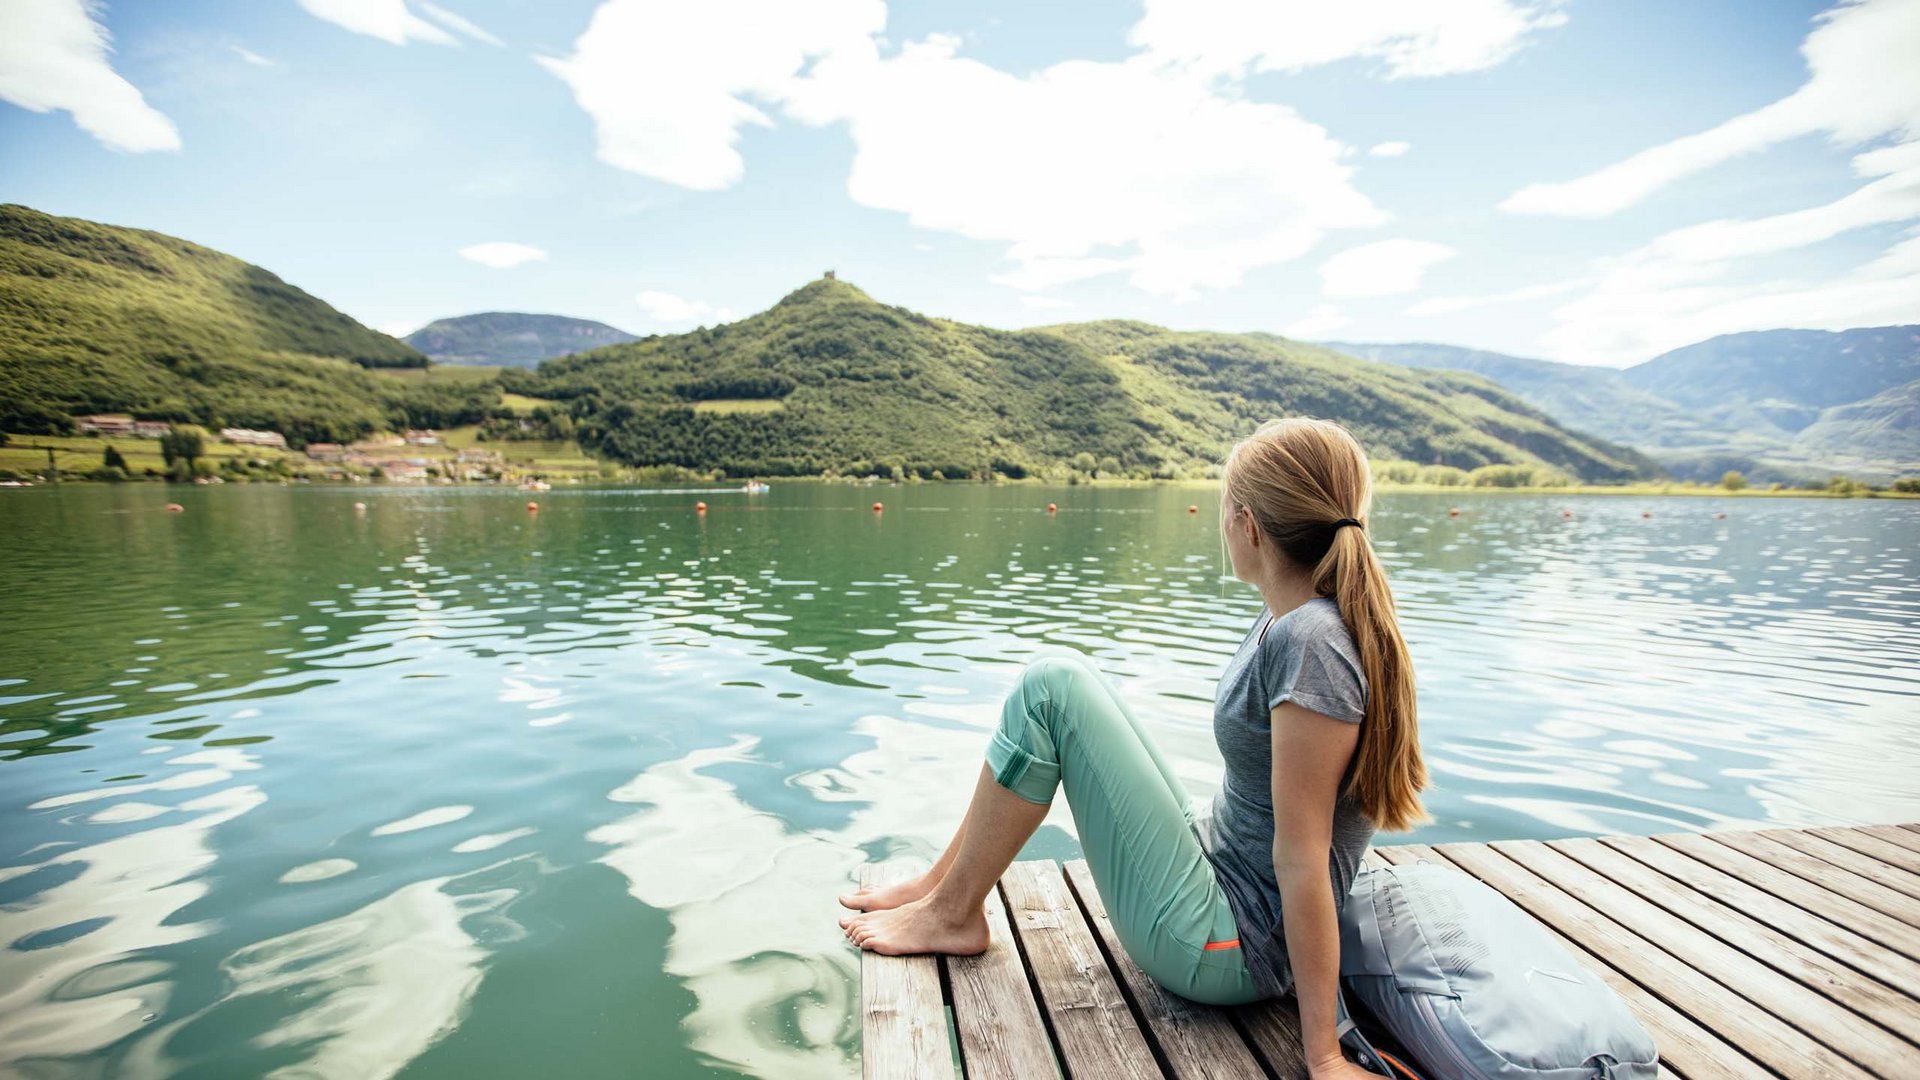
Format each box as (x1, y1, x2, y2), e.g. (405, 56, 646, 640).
(2, 0, 1917, 367)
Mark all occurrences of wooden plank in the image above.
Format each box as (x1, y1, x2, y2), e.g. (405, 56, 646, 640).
(1653, 831, 1920, 964)
(1062, 859, 1266, 1080)
(944, 878, 1058, 1080)
(1493, 838, 1915, 1077)
(1378, 844, 1745, 1080)
(1808, 826, 1920, 878)
(859, 864, 954, 1080)
(1551, 836, 1920, 1046)
(1711, 830, 1920, 927)
(1228, 997, 1310, 1080)
(1000, 860, 1162, 1080)
(1855, 825, 1920, 857)
(1430, 840, 1873, 1079)
(1762, 829, 1920, 900)
(1601, 833, 1920, 1002)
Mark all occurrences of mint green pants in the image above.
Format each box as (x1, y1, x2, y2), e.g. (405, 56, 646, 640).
(988, 649, 1267, 1006)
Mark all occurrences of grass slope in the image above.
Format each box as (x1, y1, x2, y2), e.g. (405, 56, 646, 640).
(514, 279, 1656, 482)
(0, 204, 463, 443)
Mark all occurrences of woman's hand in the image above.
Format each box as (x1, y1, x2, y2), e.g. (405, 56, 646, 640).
(1309, 1051, 1385, 1079)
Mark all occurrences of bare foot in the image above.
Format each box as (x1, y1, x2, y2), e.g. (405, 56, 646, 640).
(838, 871, 938, 912)
(839, 896, 990, 957)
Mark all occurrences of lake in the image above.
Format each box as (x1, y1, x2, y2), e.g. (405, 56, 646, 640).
(2, 483, 1916, 1078)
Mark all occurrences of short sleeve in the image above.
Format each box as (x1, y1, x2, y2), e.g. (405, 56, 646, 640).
(1262, 606, 1367, 724)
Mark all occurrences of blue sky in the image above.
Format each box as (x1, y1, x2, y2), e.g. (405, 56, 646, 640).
(2, 0, 1916, 366)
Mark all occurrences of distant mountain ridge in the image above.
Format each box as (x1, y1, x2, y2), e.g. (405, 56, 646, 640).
(1323, 329, 1920, 482)
(406, 312, 636, 367)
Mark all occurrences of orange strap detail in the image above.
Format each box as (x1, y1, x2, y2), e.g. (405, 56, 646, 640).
(1202, 938, 1241, 951)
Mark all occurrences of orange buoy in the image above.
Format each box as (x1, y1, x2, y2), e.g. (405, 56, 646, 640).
(872, 502, 884, 511)
(353, 501, 367, 511)
(1641, 510, 1652, 519)
(1047, 503, 1057, 513)
(527, 501, 539, 511)
(1448, 507, 1461, 518)
(1561, 509, 1573, 519)
(1188, 505, 1198, 514)
(695, 501, 707, 512)
(164, 502, 184, 513)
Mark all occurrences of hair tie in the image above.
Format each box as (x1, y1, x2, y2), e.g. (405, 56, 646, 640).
(1331, 517, 1362, 531)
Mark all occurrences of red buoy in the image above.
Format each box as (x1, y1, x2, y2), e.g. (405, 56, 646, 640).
(696, 502, 707, 512)
(1561, 509, 1573, 519)
(164, 502, 184, 513)
(1187, 505, 1198, 514)
(1047, 503, 1057, 513)
(1714, 512, 1728, 520)
(872, 502, 884, 511)
(1641, 510, 1652, 519)
(353, 501, 367, 512)
(527, 501, 539, 511)
(1448, 507, 1461, 518)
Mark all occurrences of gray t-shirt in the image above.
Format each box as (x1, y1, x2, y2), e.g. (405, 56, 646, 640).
(1195, 595, 1374, 999)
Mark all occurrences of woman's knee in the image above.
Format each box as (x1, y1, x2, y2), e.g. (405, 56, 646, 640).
(1017, 649, 1101, 699)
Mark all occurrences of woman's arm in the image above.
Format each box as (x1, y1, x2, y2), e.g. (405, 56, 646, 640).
(1271, 699, 1363, 1077)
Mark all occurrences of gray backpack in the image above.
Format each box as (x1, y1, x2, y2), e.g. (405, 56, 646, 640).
(1335, 858, 1659, 1079)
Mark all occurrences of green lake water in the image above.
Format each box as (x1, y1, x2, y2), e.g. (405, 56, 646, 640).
(2, 483, 1917, 1077)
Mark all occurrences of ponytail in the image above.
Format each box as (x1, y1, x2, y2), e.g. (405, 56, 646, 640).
(1223, 418, 1433, 832)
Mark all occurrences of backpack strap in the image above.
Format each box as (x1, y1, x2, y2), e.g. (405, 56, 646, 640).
(1337, 986, 1427, 1079)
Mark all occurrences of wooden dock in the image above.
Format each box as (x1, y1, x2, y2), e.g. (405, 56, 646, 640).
(860, 823, 1920, 1079)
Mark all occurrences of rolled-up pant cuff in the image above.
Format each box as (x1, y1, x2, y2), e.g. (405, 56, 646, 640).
(988, 725, 1060, 804)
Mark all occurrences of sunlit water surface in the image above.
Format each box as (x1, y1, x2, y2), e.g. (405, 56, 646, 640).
(2, 483, 1916, 1077)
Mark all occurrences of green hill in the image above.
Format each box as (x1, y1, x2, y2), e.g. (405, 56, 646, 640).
(405, 312, 637, 367)
(1793, 378, 1920, 465)
(0, 204, 486, 443)
(1623, 327, 1920, 426)
(511, 278, 1657, 481)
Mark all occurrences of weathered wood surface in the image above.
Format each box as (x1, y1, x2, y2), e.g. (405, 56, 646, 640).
(859, 823, 1920, 1079)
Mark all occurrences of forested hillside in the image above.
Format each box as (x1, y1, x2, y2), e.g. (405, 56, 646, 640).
(0, 205, 489, 443)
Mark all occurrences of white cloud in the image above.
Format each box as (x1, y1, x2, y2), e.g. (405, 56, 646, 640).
(1536, 139, 1920, 364)
(1318, 238, 1457, 297)
(787, 40, 1386, 298)
(539, 0, 885, 190)
(458, 241, 548, 268)
(417, 2, 502, 47)
(377, 321, 417, 337)
(1285, 305, 1351, 338)
(1129, 0, 1567, 80)
(231, 45, 277, 67)
(636, 290, 736, 323)
(296, 0, 455, 45)
(0, 0, 181, 152)
(1018, 295, 1071, 310)
(1368, 141, 1411, 157)
(1503, 0, 1920, 217)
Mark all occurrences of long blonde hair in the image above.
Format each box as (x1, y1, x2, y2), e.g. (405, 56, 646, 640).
(1222, 417, 1432, 832)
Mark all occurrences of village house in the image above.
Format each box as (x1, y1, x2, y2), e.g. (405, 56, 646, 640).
(75, 414, 136, 436)
(305, 443, 347, 462)
(403, 429, 441, 446)
(220, 427, 288, 449)
(132, 420, 170, 438)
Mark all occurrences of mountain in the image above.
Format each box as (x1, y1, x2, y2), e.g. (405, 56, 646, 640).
(1318, 341, 1736, 452)
(511, 278, 1656, 481)
(1325, 331, 1920, 481)
(1793, 378, 1920, 464)
(0, 204, 480, 442)
(1622, 327, 1920, 438)
(405, 312, 636, 367)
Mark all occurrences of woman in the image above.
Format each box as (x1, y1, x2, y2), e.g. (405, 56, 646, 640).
(838, 418, 1431, 1080)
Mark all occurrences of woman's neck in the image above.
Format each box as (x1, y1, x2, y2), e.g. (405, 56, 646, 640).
(1256, 566, 1320, 620)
